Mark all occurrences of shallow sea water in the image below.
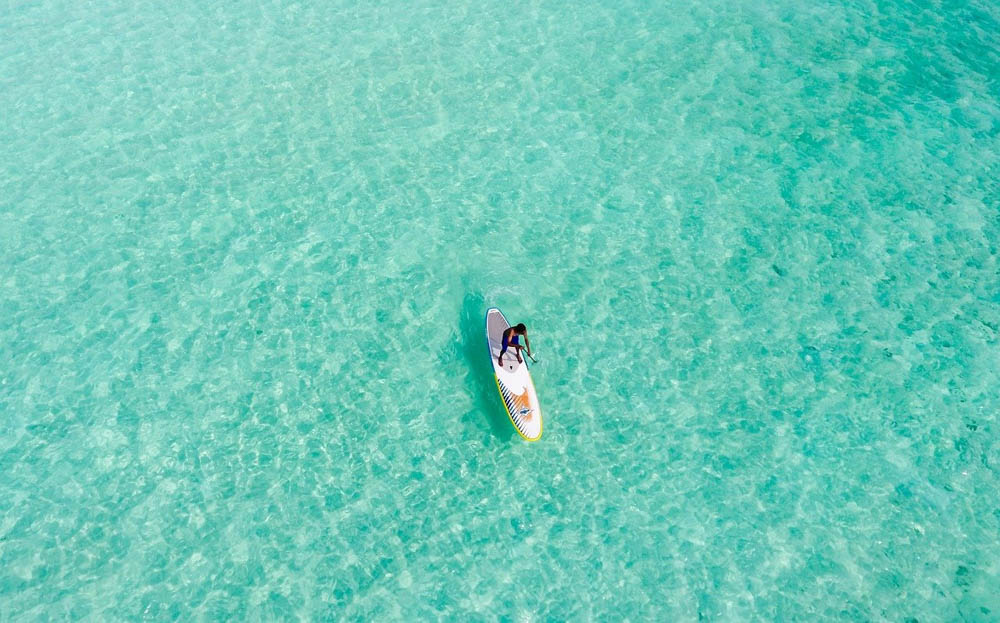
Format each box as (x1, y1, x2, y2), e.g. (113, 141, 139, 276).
(2, 0, 999, 620)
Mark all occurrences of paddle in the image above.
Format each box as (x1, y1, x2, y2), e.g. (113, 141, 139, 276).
(526, 351, 538, 364)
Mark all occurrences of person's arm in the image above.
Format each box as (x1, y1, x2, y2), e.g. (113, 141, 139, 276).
(524, 332, 532, 356)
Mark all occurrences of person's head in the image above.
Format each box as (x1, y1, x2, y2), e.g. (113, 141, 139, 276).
(514, 323, 527, 334)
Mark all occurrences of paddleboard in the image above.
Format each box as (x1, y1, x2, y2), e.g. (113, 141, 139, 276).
(486, 307, 542, 441)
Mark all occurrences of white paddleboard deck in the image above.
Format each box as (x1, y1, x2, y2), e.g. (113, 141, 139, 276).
(486, 307, 542, 441)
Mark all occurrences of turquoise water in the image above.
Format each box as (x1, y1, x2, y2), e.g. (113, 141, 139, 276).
(2, 0, 999, 619)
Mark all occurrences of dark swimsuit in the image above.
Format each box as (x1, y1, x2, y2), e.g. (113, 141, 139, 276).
(501, 331, 520, 351)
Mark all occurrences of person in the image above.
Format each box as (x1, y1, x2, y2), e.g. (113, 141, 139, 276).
(498, 323, 531, 367)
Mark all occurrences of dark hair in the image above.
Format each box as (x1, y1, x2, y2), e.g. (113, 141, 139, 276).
(514, 323, 526, 333)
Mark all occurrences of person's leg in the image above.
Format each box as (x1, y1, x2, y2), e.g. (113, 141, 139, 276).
(499, 332, 512, 366)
